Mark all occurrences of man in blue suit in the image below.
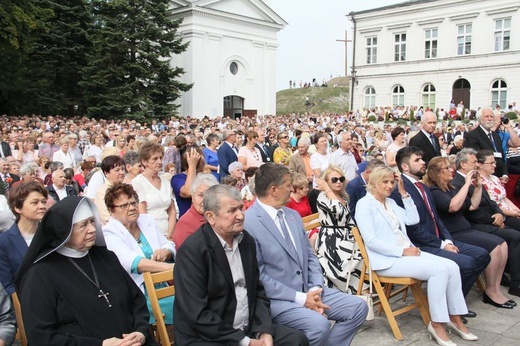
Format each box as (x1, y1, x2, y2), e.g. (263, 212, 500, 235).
(346, 159, 384, 215)
(392, 146, 490, 321)
(217, 129, 238, 179)
(245, 163, 368, 345)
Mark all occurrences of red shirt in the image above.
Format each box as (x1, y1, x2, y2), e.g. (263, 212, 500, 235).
(172, 204, 206, 249)
(286, 196, 312, 218)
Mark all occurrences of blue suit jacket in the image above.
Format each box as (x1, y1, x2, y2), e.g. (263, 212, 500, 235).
(0, 223, 27, 295)
(216, 142, 238, 178)
(345, 174, 367, 216)
(244, 201, 323, 318)
(390, 175, 453, 248)
(355, 192, 420, 271)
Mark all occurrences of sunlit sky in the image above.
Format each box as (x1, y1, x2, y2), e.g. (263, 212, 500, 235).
(269, 0, 407, 90)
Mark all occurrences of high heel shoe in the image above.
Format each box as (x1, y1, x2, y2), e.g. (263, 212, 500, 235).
(427, 322, 457, 346)
(447, 321, 478, 341)
(483, 293, 514, 309)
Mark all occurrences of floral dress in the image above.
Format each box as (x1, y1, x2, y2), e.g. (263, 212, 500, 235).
(481, 174, 512, 211)
(273, 147, 293, 166)
(315, 192, 365, 294)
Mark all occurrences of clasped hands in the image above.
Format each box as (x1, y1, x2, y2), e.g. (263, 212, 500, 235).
(151, 248, 171, 262)
(249, 333, 274, 346)
(102, 332, 145, 346)
(304, 288, 330, 316)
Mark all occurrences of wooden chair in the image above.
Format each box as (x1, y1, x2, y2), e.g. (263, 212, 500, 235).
(351, 227, 430, 341)
(143, 269, 175, 346)
(12, 292, 27, 346)
(302, 212, 320, 232)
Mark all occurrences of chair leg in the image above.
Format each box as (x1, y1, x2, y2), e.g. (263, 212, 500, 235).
(373, 278, 403, 341)
(477, 275, 486, 292)
(410, 283, 431, 325)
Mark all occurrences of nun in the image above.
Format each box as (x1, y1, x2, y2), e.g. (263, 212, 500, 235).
(15, 196, 156, 345)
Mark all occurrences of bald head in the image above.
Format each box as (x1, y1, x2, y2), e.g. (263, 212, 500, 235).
(421, 111, 437, 134)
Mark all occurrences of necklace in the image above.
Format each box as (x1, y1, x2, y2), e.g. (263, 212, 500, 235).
(68, 255, 112, 308)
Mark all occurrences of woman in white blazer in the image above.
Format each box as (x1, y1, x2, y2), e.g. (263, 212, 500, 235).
(102, 183, 175, 325)
(355, 166, 477, 346)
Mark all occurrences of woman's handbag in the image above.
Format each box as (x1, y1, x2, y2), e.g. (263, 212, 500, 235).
(345, 243, 374, 321)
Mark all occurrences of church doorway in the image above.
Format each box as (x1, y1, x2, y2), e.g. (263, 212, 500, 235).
(223, 95, 244, 119)
(452, 79, 471, 110)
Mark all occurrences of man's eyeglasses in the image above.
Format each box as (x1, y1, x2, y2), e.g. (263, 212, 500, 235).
(330, 176, 346, 183)
(113, 201, 139, 210)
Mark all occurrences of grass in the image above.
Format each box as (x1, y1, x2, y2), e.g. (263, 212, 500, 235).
(276, 85, 350, 115)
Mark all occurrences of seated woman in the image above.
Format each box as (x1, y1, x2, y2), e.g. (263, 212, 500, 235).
(171, 147, 206, 218)
(0, 181, 48, 295)
(94, 155, 125, 225)
(241, 166, 258, 208)
(425, 157, 513, 309)
(103, 183, 175, 327)
(477, 149, 520, 229)
(315, 166, 365, 294)
(356, 166, 477, 346)
(15, 196, 154, 345)
(122, 151, 143, 184)
(172, 174, 218, 249)
(228, 161, 248, 190)
(286, 174, 312, 218)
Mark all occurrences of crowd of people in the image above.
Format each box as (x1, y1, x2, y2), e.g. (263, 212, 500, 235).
(0, 105, 520, 345)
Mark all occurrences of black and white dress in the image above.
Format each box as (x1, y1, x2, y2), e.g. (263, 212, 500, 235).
(315, 192, 364, 293)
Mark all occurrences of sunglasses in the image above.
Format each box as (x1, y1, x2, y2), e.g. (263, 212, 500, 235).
(330, 176, 346, 184)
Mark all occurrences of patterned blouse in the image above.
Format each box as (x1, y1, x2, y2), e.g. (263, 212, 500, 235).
(481, 174, 512, 211)
(273, 146, 293, 166)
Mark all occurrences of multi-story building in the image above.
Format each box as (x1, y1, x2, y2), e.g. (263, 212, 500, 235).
(349, 0, 520, 112)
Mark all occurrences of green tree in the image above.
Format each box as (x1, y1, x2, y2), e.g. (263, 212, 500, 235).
(82, 0, 192, 120)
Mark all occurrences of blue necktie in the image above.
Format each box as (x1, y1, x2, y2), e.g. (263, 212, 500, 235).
(277, 210, 298, 259)
(488, 132, 497, 151)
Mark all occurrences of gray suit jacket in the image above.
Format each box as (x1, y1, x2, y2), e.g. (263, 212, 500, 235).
(0, 284, 15, 345)
(244, 201, 323, 318)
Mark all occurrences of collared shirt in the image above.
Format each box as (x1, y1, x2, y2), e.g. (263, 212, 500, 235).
(53, 184, 68, 201)
(329, 148, 357, 181)
(402, 174, 452, 248)
(213, 231, 249, 344)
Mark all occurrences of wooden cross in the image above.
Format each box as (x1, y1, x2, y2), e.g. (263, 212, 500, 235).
(336, 30, 352, 77)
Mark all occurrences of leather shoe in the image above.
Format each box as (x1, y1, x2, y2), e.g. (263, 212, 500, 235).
(508, 300, 517, 307)
(508, 285, 520, 298)
(461, 316, 467, 324)
(462, 311, 476, 318)
(483, 293, 514, 309)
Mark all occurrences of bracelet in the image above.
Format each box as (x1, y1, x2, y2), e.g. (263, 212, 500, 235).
(324, 189, 331, 194)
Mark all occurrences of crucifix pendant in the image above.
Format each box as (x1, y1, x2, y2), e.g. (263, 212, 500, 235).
(98, 289, 112, 308)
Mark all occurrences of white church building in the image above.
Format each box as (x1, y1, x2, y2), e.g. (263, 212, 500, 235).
(170, 0, 286, 119)
(349, 0, 520, 112)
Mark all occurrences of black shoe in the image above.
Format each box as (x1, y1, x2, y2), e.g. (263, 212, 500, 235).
(462, 310, 477, 318)
(508, 300, 517, 307)
(461, 316, 468, 324)
(483, 293, 514, 309)
(508, 285, 520, 298)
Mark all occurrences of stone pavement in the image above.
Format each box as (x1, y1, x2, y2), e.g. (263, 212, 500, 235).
(352, 285, 520, 346)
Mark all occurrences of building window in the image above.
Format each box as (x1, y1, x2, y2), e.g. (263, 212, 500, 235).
(392, 85, 405, 107)
(424, 28, 438, 59)
(491, 79, 507, 109)
(394, 33, 406, 61)
(457, 24, 472, 55)
(366, 37, 377, 64)
(494, 18, 511, 52)
(364, 87, 376, 109)
(422, 84, 436, 109)
(230, 62, 238, 75)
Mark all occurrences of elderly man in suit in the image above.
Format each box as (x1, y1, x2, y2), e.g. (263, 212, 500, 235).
(217, 129, 239, 179)
(0, 140, 11, 159)
(408, 111, 441, 166)
(174, 184, 308, 345)
(244, 163, 368, 345)
(452, 148, 520, 297)
(346, 159, 385, 216)
(0, 159, 19, 195)
(464, 107, 508, 181)
(392, 146, 490, 322)
(288, 137, 313, 188)
(46, 168, 77, 202)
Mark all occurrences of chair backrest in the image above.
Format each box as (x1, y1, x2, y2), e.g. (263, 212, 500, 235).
(302, 212, 320, 232)
(143, 268, 175, 346)
(351, 227, 372, 270)
(12, 292, 27, 346)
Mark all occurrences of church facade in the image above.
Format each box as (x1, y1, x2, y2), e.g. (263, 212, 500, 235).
(170, 0, 286, 119)
(349, 0, 520, 112)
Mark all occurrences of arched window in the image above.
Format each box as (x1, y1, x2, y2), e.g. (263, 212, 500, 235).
(491, 79, 507, 109)
(422, 83, 436, 109)
(364, 87, 376, 109)
(392, 85, 405, 107)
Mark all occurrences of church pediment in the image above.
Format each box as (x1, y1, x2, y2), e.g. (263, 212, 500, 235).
(174, 0, 286, 27)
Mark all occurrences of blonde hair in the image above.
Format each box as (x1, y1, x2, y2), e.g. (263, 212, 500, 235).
(291, 173, 308, 190)
(366, 166, 395, 195)
(320, 165, 349, 200)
